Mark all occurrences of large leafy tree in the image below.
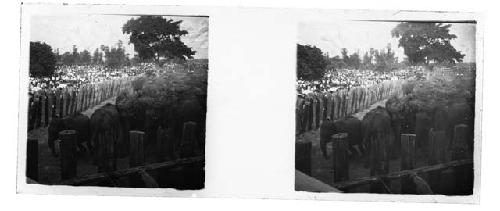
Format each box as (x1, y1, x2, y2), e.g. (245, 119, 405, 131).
(391, 22, 464, 64)
(122, 16, 196, 64)
(297, 44, 327, 80)
(30, 41, 56, 77)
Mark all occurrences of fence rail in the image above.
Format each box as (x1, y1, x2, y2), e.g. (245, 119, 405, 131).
(58, 156, 204, 186)
(333, 159, 472, 192)
(296, 80, 404, 135)
(28, 77, 134, 131)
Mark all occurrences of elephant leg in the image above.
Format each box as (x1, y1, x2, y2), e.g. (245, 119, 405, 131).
(86, 140, 94, 152)
(77, 141, 86, 153)
(89, 128, 99, 154)
(353, 145, 362, 157)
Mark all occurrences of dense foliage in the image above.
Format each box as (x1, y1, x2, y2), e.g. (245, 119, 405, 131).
(30, 42, 57, 77)
(391, 22, 465, 64)
(117, 62, 208, 119)
(326, 45, 398, 72)
(392, 65, 475, 113)
(56, 41, 129, 68)
(122, 16, 196, 64)
(297, 44, 328, 80)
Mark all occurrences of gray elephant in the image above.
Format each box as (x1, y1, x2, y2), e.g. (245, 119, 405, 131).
(48, 113, 90, 157)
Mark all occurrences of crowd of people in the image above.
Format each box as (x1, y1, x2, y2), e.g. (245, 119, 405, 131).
(297, 67, 426, 96)
(29, 63, 159, 93)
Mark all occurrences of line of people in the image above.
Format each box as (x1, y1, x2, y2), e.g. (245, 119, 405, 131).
(297, 67, 426, 96)
(29, 63, 158, 94)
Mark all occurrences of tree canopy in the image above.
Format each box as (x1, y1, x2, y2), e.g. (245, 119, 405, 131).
(297, 44, 327, 81)
(391, 22, 464, 64)
(122, 16, 196, 64)
(30, 41, 56, 77)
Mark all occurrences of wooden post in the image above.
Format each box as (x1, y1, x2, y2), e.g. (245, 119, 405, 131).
(451, 125, 474, 195)
(326, 94, 333, 120)
(318, 96, 324, 126)
(401, 134, 416, 170)
(334, 94, 340, 120)
(428, 129, 448, 165)
(332, 133, 349, 183)
(342, 92, 348, 118)
(40, 94, 46, 127)
(70, 90, 77, 115)
(32, 96, 39, 129)
(427, 129, 445, 193)
(129, 131, 145, 167)
(295, 140, 312, 176)
(26, 138, 38, 182)
(321, 95, 328, 122)
(305, 97, 312, 132)
(128, 130, 145, 188)
(60, 90, 66, 118)
(155, 127, 165, 162)
(401, 134, 416, 194)
(296, 99, 304, 134)
(346, 90, 352, 116)
(27, 96, 34, 130)
(98, 130, 117, 172)
(59, 130, 77, 180)
(47, 91, 54, 123)
(180, 122, 198, 158)
(451, 124, 472, 160)
(80, 86, 86, 111)
(65, 90, 71, 117)
(36, 95, 42, 128)
(58, 91, 64, 118)
(75, 90, 80, 113)
(82, 85, 87, 110)
(311, 98, 317, 129)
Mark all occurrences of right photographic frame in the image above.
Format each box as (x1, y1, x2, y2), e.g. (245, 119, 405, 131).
(295, 19, 478, 196)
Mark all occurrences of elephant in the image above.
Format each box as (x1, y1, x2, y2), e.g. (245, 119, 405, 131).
(444, 102, 474, 151)
(333, 116, 363, 157)
(361, 106, 394, 175)
(415, 110, 432, 149)
(114, 89, 206, 158)
(319, 118, 337, 159)
(48, 113, 91, 157)
(402, 80, 416, 96)
(319, 116, 363, 159)
(89, 103, 125, 158)
(385, 96, 418, 158)
(169, 96, 205, 154)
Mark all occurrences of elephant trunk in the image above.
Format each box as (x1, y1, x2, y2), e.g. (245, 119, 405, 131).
(47, 129, 58, 157)
(320, 135, 330, 159)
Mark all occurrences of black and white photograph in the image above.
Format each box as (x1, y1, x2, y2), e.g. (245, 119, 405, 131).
(25, 12, 208, 189)
(295, 20, 477, 195)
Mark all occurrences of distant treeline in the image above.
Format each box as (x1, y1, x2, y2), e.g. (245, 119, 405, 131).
(297, 22, 467, 81)
(54, 40, 131, 67)
(297, 44, 400, 81)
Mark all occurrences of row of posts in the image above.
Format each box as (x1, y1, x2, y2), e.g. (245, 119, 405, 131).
(295, 124, 472, 193)
(26, 121, 200, 182)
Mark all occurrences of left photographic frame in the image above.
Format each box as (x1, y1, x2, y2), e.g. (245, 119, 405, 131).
(20, 4, 208, 190)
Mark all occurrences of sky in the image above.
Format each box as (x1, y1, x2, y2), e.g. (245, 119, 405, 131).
(298, 21, 476, 63)
(30, 15, 209, 59)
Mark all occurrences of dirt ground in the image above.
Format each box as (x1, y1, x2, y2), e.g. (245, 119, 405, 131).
(297, 100, 429, 193)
